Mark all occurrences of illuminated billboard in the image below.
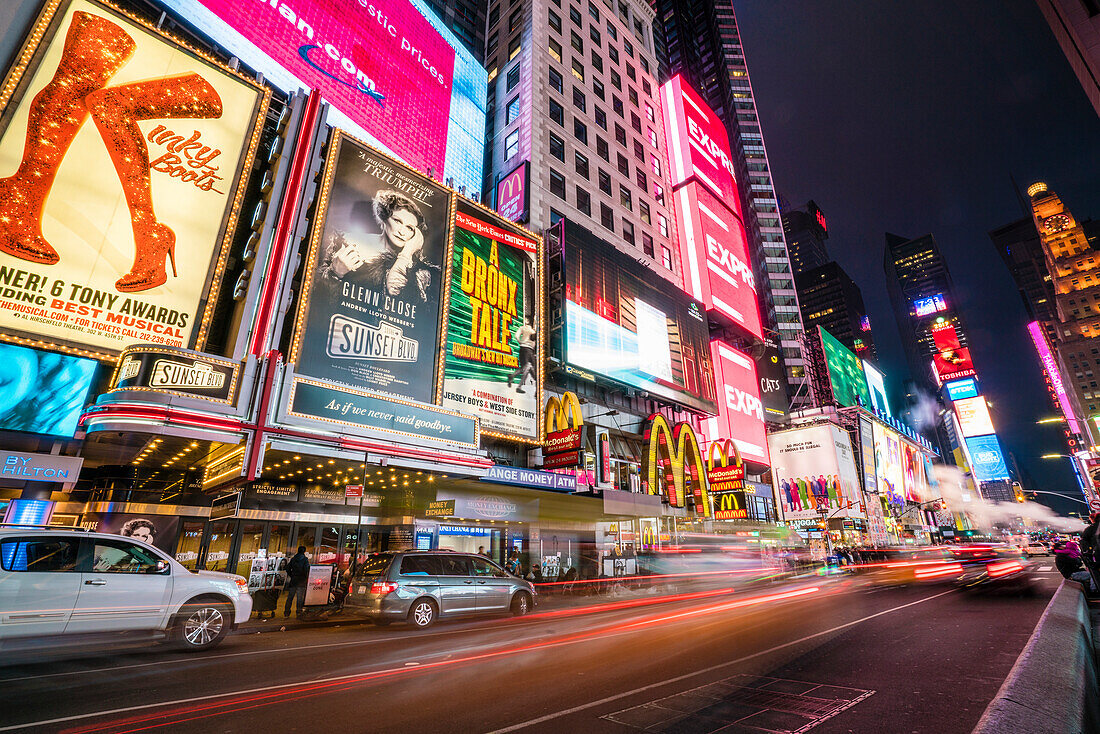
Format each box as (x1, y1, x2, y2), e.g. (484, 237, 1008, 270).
(945, 378, 979, 401)
(0, 342, 97, 437)
(441, 200, 541, 442)
(933, 347, 976, 382)
(954, 396, 995, 437)
(871, 421, 905, 509)
(768, 423, 863, 523)
(820, 327, 871, 408)
(163, 0, 486, 192)
(1028, 320, 1082, 434)
(556, 219, 717, 414)
(964, 434, 1010, 483)
(862, 361, 892, 417)
(931, 320, 960, 351)
(0, 0, 268, 357)
(290, 131, 452, 405)
(495, 161, 529, 224)
(913, 294, 946, 317)
(702, 340, 769, 465)
(672, 180, 761, 338)
(660, 75, 741, 209)
(755, 333, 789, 423)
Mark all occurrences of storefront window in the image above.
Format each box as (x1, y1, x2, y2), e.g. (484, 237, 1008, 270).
(318, 526, 340, 565)
(205, 521, 233, 572)
(268, 523, 290, 563)
(236, 523, 265, 574)
(294, 526, 316, 560)
(176, 521, 203, 570)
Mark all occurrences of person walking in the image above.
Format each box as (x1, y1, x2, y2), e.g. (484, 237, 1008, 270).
(283, 546, 310, 618)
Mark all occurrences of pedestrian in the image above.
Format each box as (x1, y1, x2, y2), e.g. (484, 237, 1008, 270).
(283, 546, 310, 618)
(1054, 539, 1083, 579)
(1075, 513, 1100, 592)
(505, 549, 521, 575)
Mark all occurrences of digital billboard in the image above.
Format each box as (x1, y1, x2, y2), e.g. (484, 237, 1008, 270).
(964, 434, 1010, 483)
(672, 180, 761, 338)
(0, 0, 268, 357)
(913, 294, 946, 316)
(495, 161, 529, 224)
(441, 200, 541, 442)
(162, 0, 487, 192)
(933, 347, 976, 382)
(945, 378, 979, 402)
(755, 332, 789, 422)
(290, 131, 452, 405)
(931, 320, 961, 351)
(862, 361, 892, 417)
(871, 421, 905, 509)
(1028, 320, 1082, 434)
(0, 342, 97, 437)
(820, 327, 871, 408)
(558, 219, 717, 414)
(954, 396, 995, 437)
(768, 423, 863, 523)
(660, 75, 741, 209)
(702, 340, 769, 465)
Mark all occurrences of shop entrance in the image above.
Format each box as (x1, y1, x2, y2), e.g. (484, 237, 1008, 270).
(436, 524, 500, 559)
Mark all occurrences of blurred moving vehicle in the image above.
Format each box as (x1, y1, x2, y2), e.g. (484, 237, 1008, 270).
(344, 551, 537, 629)
(0, 527, 251, 654)
(857, 547, 962, 587)
(949, 544, 1033, 593)
(1022, 542, 1050, 557)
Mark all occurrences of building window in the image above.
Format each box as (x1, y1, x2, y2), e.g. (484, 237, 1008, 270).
(549, 38, 562, 62)
(593, 78, 605, 99)
(588, 1, 599, 21)
(623, 38, 634, 57)
(548, 8, 562, 33)
(623, 220, 635, 245)
(635, 168, 646, 189)
(613, 96, 624, 117)
(577, 187, 591, 215)
(628, 86, 638, 106)
(505, 129, 519, 159)
(550, 169, 566, 199)
(626, 64, 636, 82)
(609, 47, 619, 65)
(575, 151, 589, 178)
(509, 7, 523, 32)
(632, 139, 644, 161)
(640, 56, 649, 74)
(596, 136, 609, 161)
(507, 64, 521, 93)
(550, 207, 564, 225)
(590, 26, 601, 45)
(549, 98, 564, 125)
(661, 245, 672, 270)
(571, 59, 585, 81)
(642, 79, 651, 96)
(572, 86, 586, 112)
(639, 200, 650, 224)
(506, 96, 521, 124)
(617, 152, 629, 175)
(508, 36, 521, 60)
(488, 32, 499, 57)
(573, 118, 588, 144)
(631, 111, 642, 133)
(648, 128, 657, 147)
(598, 169, 612, 195)
(645, 102, 655, 122)
(549, 131, 565, 161)
(619, 184, 632, 210)
(549, 67, 563, 93)
(600, 203, 614, 230)
(590, 51, 603, 73)
(570, 30, 583, 53)
(642, 232, 654, 257)
(488, 3, 500, 30)
(594, 107, 607, 129)
(657, 212, 669, 237)
(569, 5, 582, 25)
(606, 20, 617, 40)
(653, 182, 665, 205)
(615, 123, 627, 145)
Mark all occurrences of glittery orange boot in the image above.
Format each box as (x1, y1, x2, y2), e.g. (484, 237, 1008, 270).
(84, 73, 222, 292)
(0, 11, 135, 264)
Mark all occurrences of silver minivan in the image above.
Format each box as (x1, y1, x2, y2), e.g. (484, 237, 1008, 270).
(344, 551, 537, 629)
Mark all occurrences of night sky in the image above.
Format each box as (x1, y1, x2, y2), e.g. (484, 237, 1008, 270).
(735, 0, 1100, 515)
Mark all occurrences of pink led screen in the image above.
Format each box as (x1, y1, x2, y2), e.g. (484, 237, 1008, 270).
(195, 0, 456, 175)
(704, 340, 770, 466)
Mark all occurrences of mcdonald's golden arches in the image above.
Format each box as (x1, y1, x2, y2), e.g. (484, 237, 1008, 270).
(642, 414, 711, 517)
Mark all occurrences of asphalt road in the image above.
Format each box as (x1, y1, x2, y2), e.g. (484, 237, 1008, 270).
(0, 566, 1062, 734)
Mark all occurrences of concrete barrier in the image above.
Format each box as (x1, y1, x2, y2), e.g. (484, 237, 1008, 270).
(972, 581, 1099, 734)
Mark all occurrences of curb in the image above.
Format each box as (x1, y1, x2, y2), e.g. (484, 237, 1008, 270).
(236, 616, 374, 635)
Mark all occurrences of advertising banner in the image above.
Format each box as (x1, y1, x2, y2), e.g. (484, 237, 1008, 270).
(858, 415, 877, 499)
(702, 340, 769, 465)
(163, 0, 486, 192)
(560, 219, 717, 414)
(820, 327, 871, 409)
(913, 294, 946, 317)
(862, 360, 891, 417)
(441, 200, 540, 441)
(933, 347, 976, 382)
(768, 424, 863, 523)
(672, 181, 761, 338)
(964, 435, 1010, 483)
(291, 131, 452, 405)
(872, 421, 905, 509)
(1, 450, 83, 483)
(1028, 320, 1082, 433)
(495, 161, 529, 223)
(954, 396, 995, 437)
(945, 377, 979, 402)
(112, 346, 239, 404)
(81, 512, 180, 552)
(931, 320, 961, 351)
(660, 75, 741, 209)
(0, 342, 97, 437)
(0, 0, 267, 357)
(755, 333, 789, 422)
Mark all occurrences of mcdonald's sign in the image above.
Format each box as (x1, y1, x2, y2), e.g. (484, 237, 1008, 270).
(642, 414, 711, 517)
(713, 491, 748, 520)
(496, 161, 529, 223)
(543, 391, 583, 466)
(707, 439, 745, 493)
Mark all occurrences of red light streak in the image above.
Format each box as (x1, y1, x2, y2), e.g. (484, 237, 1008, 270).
(534, 567, 766, 588)
(987, 560, 1024, 578)
(912, 563, 963, 579)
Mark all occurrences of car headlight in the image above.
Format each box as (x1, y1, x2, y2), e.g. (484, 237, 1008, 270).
(234, 576, 249, 592)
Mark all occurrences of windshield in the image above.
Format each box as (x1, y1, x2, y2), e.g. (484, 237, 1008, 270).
(352, 554, 392, 580)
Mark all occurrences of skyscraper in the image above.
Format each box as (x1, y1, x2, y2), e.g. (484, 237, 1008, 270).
(655, 0, 809, 410)
(795, 261, 876, 362)
(991, 217, 1058, 326)
(1035, 0, 1100, 117)
(783, 200, 830, 275)
(420, 0, 489, 62)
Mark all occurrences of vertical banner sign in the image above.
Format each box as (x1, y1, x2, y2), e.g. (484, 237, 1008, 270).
(596, 428, 612, 486)
(495, 161, 529, 223)
(441, 199, 541, 440)
(0, 0, 268, 357)
(291, 131, 453, 405)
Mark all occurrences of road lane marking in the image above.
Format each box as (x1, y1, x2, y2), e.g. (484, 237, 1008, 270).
(1037, 566, 1053, 572)
(486, 588, 956, 733)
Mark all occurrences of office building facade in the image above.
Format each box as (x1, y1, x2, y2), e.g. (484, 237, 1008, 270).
(795, 261, 876, 363)
(783, 200, 830, 276)
(1035, 0, 1100, 118)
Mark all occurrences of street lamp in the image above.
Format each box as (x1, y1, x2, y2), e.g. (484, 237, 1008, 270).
(1036, 417, 1067, 425)
(1024, 489, 1090, 507)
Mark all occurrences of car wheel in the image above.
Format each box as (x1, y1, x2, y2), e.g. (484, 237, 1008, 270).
(511, 592, 531, 617)
(408, 599, 437, 629)
(174, 600, 231, 651)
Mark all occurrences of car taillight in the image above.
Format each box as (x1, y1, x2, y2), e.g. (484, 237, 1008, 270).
(987, 560, 1024, 578)
(370, 581, 398, 595)
(234, 577, 249, 591)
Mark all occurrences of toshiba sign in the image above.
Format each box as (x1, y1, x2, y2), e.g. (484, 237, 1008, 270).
(703, 340, 769, 466)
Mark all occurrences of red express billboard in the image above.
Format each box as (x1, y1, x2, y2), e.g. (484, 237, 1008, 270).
(703, 340, 769, 466)
(672, 182, 761, 339)
(660, 75, 742, 209)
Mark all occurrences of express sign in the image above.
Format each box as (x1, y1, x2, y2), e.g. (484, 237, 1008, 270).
(660, 75, 741, 208)
(703, 341, 769, 466)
